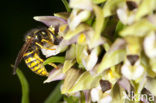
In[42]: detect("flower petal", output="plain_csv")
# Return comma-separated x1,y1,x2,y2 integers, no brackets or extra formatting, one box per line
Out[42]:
103,0,125,17
150,59,156,73
148,15,156,26
97,39,126,74
70,0,93,10
117,7,135,25
68,9,90,30
144,31,156,58
121,59,144,80
76,44,87,65
93,5,104,40
69,71,102,93
92,0,106,4
83,90,91,103
120,19,156,37
54,12,70,20
82,47,100,71
64,24,90,40
118,77,131,94
91,86,101,102
66,44,76,60
145,77,156,96
63,60,76,73
41,45,59,58
44,67,65,83
125,36,141,55
61,68,82,94
135,0,156,21
33,16,67,27
111,83,125,103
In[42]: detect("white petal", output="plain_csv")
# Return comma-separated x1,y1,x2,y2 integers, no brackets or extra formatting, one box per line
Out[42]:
117,7,135,25
33,16,66,27
117,8,127,25
82,47,99,71
41,45,58,58
99,95,112,103
144,31,156,58
86,30,104,49
70,0,93,10
91,87,100,102
133,65,144,80
121,60,144,80
68,9,90,30
44,68,65,83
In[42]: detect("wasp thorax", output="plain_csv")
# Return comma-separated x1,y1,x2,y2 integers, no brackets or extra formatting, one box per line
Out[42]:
35,29,55,44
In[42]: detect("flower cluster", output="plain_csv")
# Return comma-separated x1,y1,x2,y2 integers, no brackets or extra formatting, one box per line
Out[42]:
34,0,156,102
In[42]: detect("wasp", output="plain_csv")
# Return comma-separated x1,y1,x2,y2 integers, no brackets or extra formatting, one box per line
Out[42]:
13,28,59,76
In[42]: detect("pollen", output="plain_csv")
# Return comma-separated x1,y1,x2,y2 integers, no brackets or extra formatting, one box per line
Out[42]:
108,69,114,79
78,33,86,44
59,24,67,33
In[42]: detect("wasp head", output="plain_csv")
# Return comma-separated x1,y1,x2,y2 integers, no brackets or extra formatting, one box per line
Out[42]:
25,28,57,45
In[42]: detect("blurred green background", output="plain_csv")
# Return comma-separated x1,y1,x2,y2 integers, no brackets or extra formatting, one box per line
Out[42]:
0,0,65,103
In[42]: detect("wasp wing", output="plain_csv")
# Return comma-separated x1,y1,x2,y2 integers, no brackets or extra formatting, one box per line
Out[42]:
13,38,33,75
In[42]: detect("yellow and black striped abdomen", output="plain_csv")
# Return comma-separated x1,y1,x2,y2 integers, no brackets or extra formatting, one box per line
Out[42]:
23,51,49,76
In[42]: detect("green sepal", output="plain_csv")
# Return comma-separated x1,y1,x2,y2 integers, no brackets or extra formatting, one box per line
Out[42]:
43,56,65,65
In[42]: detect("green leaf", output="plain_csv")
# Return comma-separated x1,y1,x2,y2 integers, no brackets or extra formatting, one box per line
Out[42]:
69,71,102,93
43,56,65,65
103,0,125,17
44,81,63,103
92,0,106,4
62,0,71,12
16,68,29,103
135,0,156,21
120,19,156,37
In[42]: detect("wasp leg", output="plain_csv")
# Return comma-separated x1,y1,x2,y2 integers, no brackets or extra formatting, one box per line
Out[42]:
34,43,58,69
34,53,44,62
35,42,56,50
41,39,54,46
48,63,58,69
